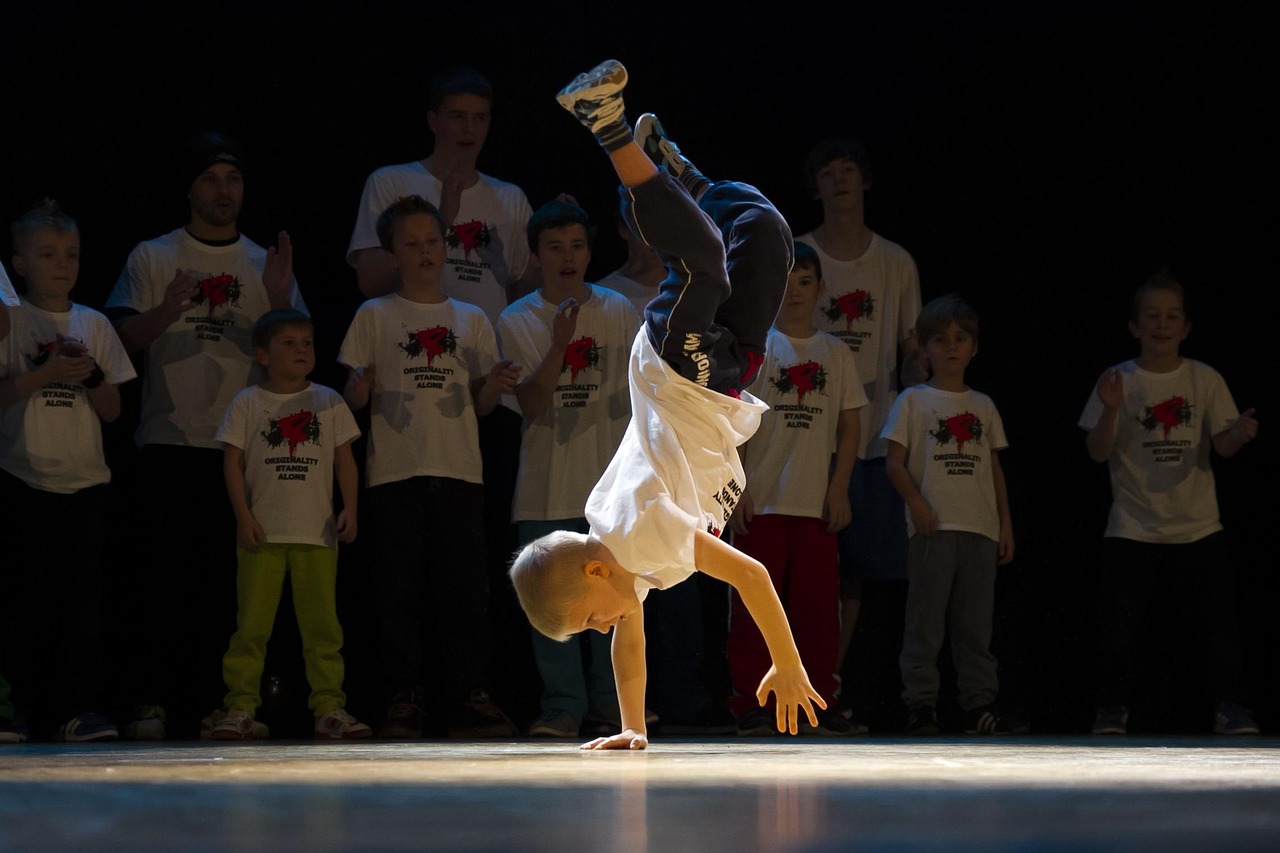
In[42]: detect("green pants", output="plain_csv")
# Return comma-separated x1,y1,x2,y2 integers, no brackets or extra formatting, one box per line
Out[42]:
222,544,346,716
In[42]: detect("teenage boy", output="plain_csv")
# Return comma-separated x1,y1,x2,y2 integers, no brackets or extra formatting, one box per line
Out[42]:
206,309,370,741
1081,271,1259,736
340,195,520,739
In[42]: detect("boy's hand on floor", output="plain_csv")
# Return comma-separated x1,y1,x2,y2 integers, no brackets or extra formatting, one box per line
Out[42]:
580,729,648,751
757,663,825,735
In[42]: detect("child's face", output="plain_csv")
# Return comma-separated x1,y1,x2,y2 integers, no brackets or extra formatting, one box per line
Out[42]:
1129,289,1189,358
391,213,446,286
566,563,640,636
924,321,978,380
427,93,491,167
12,228,80,301
813,157,869,210
188,163,244,229
256,323,315,382
531,224,591,290
781,264,823,317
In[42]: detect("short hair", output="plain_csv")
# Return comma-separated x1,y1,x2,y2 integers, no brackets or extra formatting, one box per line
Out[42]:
1131,268,1188,321
915,294,980,345
508,530,592,642
804,137,873,196
375,195,446,252
252,308,312,350
428,66,493,112
791,241,823,281
526,199,595,254
11,198,77,252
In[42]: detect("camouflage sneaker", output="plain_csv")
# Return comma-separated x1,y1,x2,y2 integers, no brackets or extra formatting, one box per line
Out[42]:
556,60,630,148
634,113,693,178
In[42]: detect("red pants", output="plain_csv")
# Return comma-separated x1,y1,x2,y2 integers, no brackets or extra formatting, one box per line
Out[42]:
728,514,839,714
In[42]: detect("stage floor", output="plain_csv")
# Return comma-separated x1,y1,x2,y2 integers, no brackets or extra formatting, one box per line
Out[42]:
3,737,1279,851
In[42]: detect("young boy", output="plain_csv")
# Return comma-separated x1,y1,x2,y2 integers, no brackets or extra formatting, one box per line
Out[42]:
0,200,136,741
510,60,823,750
882,295,1021,735
729,242,867,737
206,308,370,740
1080,271,1259,736
340,195,521,739
498,200,641,737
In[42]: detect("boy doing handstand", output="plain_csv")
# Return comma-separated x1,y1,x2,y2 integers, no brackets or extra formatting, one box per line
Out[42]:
510,60,823,749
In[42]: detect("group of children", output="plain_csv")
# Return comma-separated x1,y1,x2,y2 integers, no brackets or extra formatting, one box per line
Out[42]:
0,60,1260,746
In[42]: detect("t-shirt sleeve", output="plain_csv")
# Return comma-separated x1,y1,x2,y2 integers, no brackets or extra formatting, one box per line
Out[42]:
469,314,500,379
1203,367,1240,437
337,304,372,369
331,395,362,446
104,244,153,313
346,172,394,266
836,344,869,411
897,255,922,345
215,392,250,449
506,190,534,283
881,389,913,448
91,314,137,386
987,399,1010,451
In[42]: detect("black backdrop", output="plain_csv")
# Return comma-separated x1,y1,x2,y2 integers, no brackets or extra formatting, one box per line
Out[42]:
3,3,1274,733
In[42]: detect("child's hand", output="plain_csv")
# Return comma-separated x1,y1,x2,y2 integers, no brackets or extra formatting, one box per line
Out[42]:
729,491,754,536
580,729,648,751
998,520,1015,565
1095,367,1123,410
351,364,376,394
438,155,468,226
262,231,294,305
823,482,852,533
1227,407,1258,446
159,270,199,322
39,340,95,385
756,662,825,735
552,297,581,350
485,359,521,395
336,505,357,544
236,513,266,551
906,495,939,535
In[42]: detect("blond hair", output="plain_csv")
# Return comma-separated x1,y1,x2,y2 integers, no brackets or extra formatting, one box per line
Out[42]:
508,530,592,642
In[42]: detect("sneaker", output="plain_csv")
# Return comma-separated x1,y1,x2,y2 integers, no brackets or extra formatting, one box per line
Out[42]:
581,705,661,736
736,707,779,737
0,715,28,744
833,702,871,735
528,709,580,738
799,707,860,737
1091,706,1129,736
378,693,426,739
963,705,1029,735
634,113,695,178
204,708,268,741
906,705,940,736
448,690,516,739
555,59,628,135
1214,702,1260,735
123,704,166,741
55,712,119,742
314,708,373,740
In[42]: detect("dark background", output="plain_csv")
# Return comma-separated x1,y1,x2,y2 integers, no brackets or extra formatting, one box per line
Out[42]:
3,3,1274,733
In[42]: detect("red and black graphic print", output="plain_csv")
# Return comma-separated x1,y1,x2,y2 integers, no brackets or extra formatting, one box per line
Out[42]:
189,273,242,310
261,409,321,458
398,326,457,367
26,333,87,369
447,220,492,259
1138,395,1193,439
824,289,875,331
562,336,600,384
930,411,983,454
769,360,827,405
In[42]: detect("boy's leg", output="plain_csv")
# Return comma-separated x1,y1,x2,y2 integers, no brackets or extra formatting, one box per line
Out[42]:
287,544,346,717
367,478,430,705
1094,537,1155,709
899,533,958,709
782,516,841,707
222,544,288,712
946,533,1000,712
1177,533,1245,705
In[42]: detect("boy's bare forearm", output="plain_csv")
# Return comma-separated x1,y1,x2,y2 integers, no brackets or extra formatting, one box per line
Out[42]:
610,614,648,733
1086,407,1119,462
694,529,800,668
222,446,253,520
514,344,567,420
884,442,923,504
335,441,359,512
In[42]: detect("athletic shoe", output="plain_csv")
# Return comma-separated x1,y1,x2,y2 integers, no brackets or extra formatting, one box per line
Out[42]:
581,705,661,736
634,113,694,178
447,690,516,738
55,712,119,742
528,709,580,738
736,707,779,737
123,704,166,741
906,705,940,736
1214,702,1260,735
963,705,1029,735
1091,706,1129,736
314,708,372,740
205,708,268,741
379,693,426,739
556,60,629,140
0,715,28,744
799,708,860,737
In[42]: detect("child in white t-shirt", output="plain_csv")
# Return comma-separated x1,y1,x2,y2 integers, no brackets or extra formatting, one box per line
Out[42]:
206,309,370,741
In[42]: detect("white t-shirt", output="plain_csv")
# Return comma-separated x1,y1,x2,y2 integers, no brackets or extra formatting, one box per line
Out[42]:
798,232,920,460
338,294,498,487
586,331,767,599
1079,358,1236,544
0,301,136,493
596,270,656,318
346,162,532,327
0,264,17,306
743,328,868,518
881,384,1009,542
498,286,639,522
105,229,307,450
216,383,360,549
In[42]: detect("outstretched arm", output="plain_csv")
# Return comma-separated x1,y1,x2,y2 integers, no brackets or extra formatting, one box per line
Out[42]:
694,528,823,733
1212,407,1258,458
580,613,649,751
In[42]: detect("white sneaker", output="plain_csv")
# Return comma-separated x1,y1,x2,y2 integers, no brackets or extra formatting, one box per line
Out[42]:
556,60,629,134
315,708,373,740
203,708,268,741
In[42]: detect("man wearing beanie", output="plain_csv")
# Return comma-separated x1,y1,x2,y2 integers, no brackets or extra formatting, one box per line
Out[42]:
105,131,307,739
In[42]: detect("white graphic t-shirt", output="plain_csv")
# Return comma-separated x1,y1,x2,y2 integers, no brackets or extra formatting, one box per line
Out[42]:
596,270,656,318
